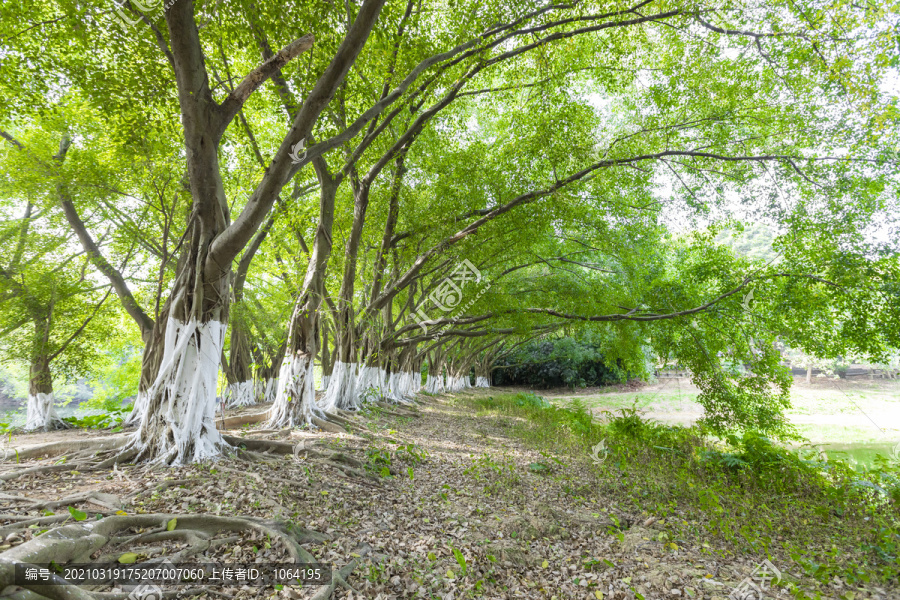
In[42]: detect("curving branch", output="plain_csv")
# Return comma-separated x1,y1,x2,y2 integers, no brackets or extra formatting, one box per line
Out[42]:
216,33,315,136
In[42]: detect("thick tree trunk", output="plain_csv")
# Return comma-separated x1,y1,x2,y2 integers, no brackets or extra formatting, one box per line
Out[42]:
423,349,446,394
224,215,274,408
130,177,232,464
355,338,385,403
132,306,229,464
321,308,360,411
267,317,325,427
24,351,66,432
223,322,255,408
254,343,284,403
319,321,332,391
268,165,338,427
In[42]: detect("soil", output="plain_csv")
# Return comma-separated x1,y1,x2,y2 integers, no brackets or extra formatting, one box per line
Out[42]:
0,390,893,600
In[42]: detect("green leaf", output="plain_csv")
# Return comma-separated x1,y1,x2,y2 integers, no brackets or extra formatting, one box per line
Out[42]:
118,552,139,564
452,547,467,575
167,518,177,531
67,506,87,521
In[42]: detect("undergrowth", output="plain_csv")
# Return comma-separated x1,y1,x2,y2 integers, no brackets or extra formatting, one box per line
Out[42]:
465,392,900,595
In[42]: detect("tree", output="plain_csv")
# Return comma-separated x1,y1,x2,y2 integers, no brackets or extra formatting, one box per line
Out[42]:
2,0,898,458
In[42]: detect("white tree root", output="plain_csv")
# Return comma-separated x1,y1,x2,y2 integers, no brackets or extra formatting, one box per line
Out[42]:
223,380,256,408
24,393,68,433
130,317,228,465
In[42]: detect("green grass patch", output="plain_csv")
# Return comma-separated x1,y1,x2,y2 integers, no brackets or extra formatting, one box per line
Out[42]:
463,392,900,592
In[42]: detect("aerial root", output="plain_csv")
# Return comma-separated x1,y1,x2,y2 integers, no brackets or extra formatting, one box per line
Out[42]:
0,513,328,599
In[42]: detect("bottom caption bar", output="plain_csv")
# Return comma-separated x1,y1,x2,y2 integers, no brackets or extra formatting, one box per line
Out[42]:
16,563,332,586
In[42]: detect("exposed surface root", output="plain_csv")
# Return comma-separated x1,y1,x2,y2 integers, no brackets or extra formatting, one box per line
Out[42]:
220,434,294,455
0,436,127,462
309,551,367,600
215,409,271,429
372,401,421,418
311,416,347,434
0,464,73,482
322,411,356,428
0,512,329,599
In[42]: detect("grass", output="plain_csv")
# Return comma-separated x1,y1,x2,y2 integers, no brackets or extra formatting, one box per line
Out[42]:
459,391,900,598
545,379,900,445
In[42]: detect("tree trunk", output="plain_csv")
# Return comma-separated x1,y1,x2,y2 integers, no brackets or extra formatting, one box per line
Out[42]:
322,175,373,410
321,307,360,411
224,215,275,408
24,320,66,432
224,320,255,407
806,363,812,384
131,252,230,464
268,165,338,427
425,349,446,394
130,172,231,464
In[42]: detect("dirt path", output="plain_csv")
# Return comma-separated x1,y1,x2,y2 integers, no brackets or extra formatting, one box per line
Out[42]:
0,391,889,599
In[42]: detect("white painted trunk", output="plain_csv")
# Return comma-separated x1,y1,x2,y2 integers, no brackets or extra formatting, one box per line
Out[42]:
384,371,402,401
399,371,418,397
475,376,490,388
262,378,278,403
320,361,360,412
123,389,149,427
224,380,255,408
425,373,445,394
24,392,65,431
133,317,227,465
411,371,422,393
447,374,471,393
356,365,385,402
267,354,324,428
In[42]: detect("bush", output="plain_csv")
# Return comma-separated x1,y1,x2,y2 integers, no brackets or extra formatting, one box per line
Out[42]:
492,336,629,388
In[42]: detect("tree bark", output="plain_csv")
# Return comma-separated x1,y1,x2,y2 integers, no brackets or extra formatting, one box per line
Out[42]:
267,165,339,427
24,317,66,432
